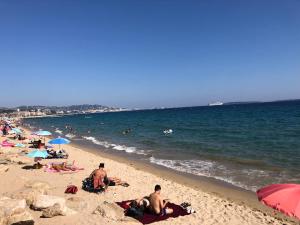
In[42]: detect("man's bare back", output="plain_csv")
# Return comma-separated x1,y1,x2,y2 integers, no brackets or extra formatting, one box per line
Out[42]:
148,185,173,215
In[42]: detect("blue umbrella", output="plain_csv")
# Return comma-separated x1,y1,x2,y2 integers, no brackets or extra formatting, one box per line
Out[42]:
48,137,70,145
48,137,70,150
27,149,49,158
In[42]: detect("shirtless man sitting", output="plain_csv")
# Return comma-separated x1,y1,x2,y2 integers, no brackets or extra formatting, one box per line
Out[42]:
90,163,108,191
149,184,173,215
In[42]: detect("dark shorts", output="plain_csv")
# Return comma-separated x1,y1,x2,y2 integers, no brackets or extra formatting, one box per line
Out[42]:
104,177,116,186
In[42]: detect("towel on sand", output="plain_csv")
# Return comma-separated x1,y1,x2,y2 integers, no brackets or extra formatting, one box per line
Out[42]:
117,200,189,224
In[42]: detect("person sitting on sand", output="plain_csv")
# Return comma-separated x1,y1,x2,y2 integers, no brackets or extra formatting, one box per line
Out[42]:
90,163,108,191
90,163,129,191
148,184,173,215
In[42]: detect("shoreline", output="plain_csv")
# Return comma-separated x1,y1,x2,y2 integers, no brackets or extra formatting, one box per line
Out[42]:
70,140,296,223
22,124,297,224
8,124,296,224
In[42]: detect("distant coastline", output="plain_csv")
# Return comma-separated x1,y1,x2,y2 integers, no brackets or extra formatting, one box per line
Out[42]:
1,99,300,118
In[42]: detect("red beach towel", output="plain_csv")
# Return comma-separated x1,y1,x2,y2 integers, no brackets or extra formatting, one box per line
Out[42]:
116,200,189,224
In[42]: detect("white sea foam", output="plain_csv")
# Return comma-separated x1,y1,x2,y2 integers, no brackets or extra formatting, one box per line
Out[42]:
82,136,145,154
113,145,136,153
65,133,76,139
55,129,63,134
148,157,268,191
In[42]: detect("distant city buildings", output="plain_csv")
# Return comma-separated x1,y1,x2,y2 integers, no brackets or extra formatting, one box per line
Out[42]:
0,105,128,118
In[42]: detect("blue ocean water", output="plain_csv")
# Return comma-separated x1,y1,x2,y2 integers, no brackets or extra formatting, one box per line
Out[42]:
24,101,300,191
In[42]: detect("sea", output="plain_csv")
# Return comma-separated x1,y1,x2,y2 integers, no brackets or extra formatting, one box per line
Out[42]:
23,100,300,192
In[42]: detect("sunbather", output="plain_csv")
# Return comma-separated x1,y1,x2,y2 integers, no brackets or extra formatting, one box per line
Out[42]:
149,184,173,216
49,160,76,172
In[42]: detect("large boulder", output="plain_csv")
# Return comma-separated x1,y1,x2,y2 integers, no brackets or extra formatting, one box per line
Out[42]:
9,181,51,207
31,195,65,211
10,188,47,206
0,197,34,225
92,202,124,221
41,203,76,218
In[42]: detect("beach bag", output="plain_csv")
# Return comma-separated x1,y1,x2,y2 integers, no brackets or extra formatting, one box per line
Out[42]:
65,185,78,194
82,177,93,191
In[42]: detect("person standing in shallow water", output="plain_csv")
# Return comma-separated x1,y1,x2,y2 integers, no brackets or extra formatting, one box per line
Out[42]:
149,184,173,215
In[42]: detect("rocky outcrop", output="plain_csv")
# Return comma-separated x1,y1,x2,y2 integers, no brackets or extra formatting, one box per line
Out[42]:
0,197,34,225
41,203,76,218
31,194,76,218
92,202,124,221
31,195,65,210
10,188,46,206
9,181,51,206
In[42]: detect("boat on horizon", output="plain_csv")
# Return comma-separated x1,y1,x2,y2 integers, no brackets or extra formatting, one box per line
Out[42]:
208,101,223,106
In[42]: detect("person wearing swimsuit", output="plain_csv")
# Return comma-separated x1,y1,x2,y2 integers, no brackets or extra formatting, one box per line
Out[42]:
90,163,108,191
149,185,173,216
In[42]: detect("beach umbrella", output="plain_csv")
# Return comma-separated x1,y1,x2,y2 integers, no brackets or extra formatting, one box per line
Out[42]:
257,184,300,220
33,130,52,143
27,149,49,158
48,137,70,150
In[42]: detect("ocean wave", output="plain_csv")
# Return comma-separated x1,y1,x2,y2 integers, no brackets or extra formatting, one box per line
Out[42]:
55,129,63,134
82,136,145,154
112,145,137,153
148,157,268,191
65,133,76,139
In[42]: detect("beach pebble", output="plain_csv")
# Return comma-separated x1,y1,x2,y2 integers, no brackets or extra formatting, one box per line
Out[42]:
0,197,34,225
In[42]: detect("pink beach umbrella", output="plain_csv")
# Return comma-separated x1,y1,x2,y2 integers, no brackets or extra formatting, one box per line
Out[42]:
257,184,300,220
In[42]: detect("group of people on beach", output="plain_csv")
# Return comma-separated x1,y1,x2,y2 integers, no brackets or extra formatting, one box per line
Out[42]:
90,163,173,216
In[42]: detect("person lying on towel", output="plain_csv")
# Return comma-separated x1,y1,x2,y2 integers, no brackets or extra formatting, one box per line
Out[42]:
50,161,76,171
149,184,173,216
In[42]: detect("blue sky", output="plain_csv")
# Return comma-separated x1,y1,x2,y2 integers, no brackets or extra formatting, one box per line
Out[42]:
0,0,299,108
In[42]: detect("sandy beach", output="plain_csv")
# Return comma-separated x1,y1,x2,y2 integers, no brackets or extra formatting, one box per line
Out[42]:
0,126,297,225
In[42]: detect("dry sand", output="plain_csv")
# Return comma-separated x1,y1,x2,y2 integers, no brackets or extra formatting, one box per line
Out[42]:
0,128,297,225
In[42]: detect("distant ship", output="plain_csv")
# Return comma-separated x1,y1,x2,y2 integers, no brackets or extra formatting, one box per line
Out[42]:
208,101,223,106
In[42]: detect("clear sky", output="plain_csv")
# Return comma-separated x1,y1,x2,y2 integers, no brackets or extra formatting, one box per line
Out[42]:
0,0,299,108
